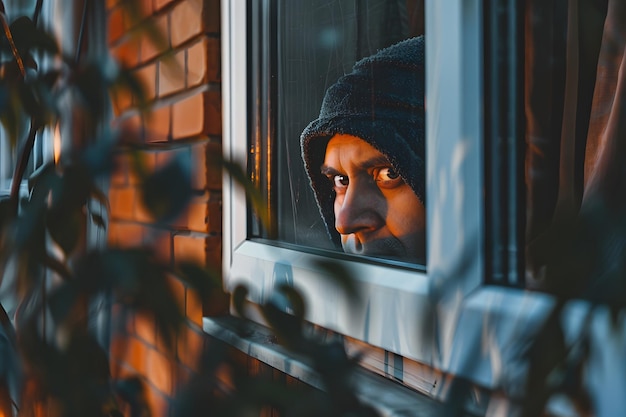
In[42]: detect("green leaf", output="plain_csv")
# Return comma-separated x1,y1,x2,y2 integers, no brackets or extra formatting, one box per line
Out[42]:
9,16,58,55
90,212,107,229
0,88,25,147
113,68,149,114
275,284,305,320
42,252,72,280
47,282,79,322
80,137,116,178
0,195,16,231
74,63,109,120
47,207,83,256
177,262,221,296
140,153,192,223
27,160,55,193
115,377,150,417
232,284,249,318
312,259,360,302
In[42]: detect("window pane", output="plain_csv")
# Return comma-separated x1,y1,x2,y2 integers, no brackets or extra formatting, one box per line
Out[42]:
250,0,426,265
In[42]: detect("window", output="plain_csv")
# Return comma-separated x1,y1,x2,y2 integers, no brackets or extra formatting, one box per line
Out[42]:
223,0,594,394
0,128,55,195
223,0,485,366
248,0,426,265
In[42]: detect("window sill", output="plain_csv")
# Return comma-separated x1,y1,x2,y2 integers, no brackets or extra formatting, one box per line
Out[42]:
203,315,474,417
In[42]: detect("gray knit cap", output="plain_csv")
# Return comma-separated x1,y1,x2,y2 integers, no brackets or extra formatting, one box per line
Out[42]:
300,36,425,246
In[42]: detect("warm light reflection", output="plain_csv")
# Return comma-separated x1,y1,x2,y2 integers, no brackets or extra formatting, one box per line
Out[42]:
53,124,61,164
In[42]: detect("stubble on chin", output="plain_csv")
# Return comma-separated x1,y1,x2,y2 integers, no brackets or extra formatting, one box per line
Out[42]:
341,235,407,259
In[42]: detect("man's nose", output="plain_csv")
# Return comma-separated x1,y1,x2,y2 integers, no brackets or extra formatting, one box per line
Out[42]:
335,183,383,235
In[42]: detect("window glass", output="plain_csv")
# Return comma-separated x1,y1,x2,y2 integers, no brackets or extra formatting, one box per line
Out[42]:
250,0,426,265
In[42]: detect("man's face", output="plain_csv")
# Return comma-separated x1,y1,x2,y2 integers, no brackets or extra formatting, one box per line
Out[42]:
321,134,425,263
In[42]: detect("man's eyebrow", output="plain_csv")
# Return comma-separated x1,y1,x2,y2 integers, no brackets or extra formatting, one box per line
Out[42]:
321,155,393,175
358,155,392,169
320,165,340,176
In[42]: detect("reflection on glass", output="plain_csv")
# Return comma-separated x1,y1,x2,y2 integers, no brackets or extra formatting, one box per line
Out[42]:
274,0,425,265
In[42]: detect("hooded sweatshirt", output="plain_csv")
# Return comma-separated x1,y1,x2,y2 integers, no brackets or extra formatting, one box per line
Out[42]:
300,36,425,247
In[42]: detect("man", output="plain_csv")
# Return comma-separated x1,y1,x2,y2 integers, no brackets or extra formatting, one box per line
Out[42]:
300,36,426,263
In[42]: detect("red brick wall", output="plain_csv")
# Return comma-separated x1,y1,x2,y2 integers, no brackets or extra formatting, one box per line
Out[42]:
106,0,222,415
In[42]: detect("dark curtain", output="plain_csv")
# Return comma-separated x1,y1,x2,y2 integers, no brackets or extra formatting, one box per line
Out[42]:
525,0,626,288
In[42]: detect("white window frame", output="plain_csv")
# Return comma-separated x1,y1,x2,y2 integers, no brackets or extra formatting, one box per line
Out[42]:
221,0,556,394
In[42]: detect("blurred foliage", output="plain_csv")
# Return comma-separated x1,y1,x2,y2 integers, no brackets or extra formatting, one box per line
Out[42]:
0,1,379,417
516,193,626,417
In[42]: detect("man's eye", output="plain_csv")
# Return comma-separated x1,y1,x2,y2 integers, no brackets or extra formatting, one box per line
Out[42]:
332,175,349,191
375,167,402,188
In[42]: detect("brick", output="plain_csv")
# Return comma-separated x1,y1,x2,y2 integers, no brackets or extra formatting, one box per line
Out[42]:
146,348,173,394
111,154,130,187
135,63,158,101
155,322,177,354
135,313,157,346
155,0,174,11
175,364,193,389
109,221,143,248
150,230,173,264
177,324,204,368
106,0,120,11
171,93,204,138
215,362,234,391
108,7,126,45
140,0,154,17
204,90,222,135
184,198,208,233
140,15,169,63
111,303,134,334
116,113,144,142
204,142,222,190
109,186,136,220
171,0,203,47
158,50,185,96
114,363,138,381
166,274,186,313
186,38,213,87
203,0,221,34
127,337,149,375
190,143,208,190
171,91,221,139
205,236,221,269
207,200,221,234
144,105,171,142
185,286,203,327
186,40,206,87
111,87,133,115
110,334,128,362
112,38,140,68
107,222,117,245
144,385,170,417
134,192,153,223
173,234,206,265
